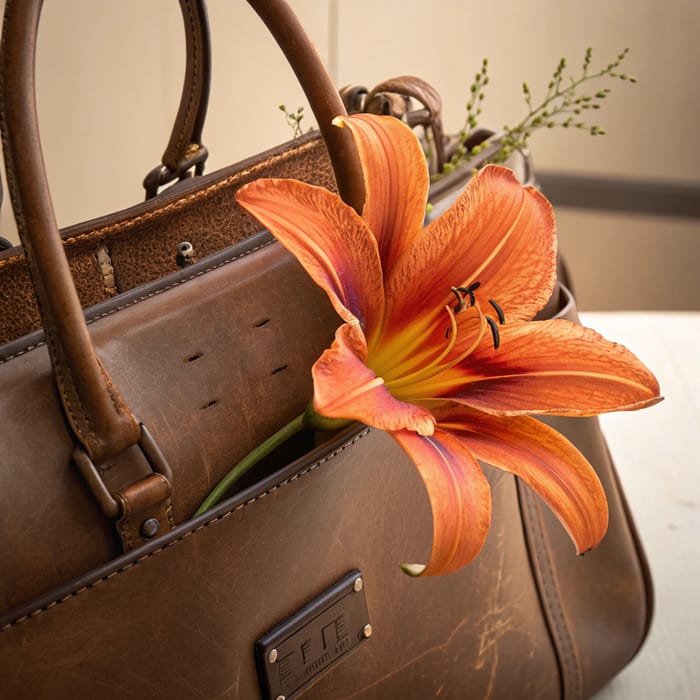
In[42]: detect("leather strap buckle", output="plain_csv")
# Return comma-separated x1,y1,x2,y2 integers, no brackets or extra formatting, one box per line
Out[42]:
73,423,173,519
143,143,209,199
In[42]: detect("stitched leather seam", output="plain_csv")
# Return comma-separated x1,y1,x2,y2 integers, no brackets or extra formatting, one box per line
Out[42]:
95,245,117,295
525,494,575,696
0,427,372,632
0,239,275,363
165,494,175,531
14,242,98,452
0,141,321,269
0,141,319,270
175,0,198,159
523,490,582,699
64,141,318,247
52,347,95,451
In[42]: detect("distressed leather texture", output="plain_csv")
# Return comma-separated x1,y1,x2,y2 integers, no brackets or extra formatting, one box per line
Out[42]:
0,1,652,697
0,195,653,699
0,134,336,345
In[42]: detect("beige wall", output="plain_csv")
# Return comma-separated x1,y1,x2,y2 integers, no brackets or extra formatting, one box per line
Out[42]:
1,0,698,309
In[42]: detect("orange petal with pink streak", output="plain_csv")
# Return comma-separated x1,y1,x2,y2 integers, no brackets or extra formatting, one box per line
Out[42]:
392,427,491,576
435,405,608,553
443,319,662,416
385,165,556,334
312,322,436,436
236,178,385,337
336,114,429,276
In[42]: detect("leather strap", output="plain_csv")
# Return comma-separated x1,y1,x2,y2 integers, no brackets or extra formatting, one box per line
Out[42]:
366,76,446,173
519,484,583,699
247,0,364,212
0,0,363,531
144,0,212,198
163,0,210,174
342,76,446,174
0,0,141,462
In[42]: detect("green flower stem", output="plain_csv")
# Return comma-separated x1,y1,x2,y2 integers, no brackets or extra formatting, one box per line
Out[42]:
194,412,307,516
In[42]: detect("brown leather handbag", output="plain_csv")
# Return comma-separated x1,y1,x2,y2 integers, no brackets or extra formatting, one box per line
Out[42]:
0,1,652,698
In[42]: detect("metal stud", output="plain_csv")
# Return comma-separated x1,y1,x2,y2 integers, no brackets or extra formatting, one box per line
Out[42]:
175,241,195,266
140,518,160,539
362,624,373,639
353,577,364,593
267,648,278,664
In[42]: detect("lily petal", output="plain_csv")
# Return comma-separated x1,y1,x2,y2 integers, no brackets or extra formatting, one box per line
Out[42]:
434,405,608,553
236,179,385,335
336,114,429,275
312,322,436,435
392,428,491,576
384,165,556,333
444,319,662,415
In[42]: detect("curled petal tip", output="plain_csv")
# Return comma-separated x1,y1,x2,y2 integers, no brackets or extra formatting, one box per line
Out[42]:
416,416,436,437
400,563,426,577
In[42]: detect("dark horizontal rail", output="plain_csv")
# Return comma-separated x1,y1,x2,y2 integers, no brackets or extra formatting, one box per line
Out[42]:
537,172,700,220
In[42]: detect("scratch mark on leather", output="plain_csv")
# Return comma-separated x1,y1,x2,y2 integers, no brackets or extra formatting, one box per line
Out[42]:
1,427,372,632
341,610,478,698
212,668,241,700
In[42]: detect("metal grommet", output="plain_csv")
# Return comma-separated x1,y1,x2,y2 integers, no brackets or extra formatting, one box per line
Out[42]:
176,241,195,266
140,518,160,539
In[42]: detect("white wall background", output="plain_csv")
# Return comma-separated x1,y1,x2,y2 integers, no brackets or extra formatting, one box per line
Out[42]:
1,0,698,308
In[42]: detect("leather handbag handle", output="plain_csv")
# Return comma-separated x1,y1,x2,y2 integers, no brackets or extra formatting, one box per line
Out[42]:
0,0,363,522
144,0,212,199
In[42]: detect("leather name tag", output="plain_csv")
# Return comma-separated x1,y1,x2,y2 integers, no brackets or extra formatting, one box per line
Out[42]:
255,569,372,699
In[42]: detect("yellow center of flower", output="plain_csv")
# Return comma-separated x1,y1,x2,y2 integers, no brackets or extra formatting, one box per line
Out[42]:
369,283,505,403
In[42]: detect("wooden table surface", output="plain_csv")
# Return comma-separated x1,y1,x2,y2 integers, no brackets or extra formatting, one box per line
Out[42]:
581,312,700,700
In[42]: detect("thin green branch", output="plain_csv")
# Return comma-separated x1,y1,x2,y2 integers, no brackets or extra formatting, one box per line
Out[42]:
442,47,637,174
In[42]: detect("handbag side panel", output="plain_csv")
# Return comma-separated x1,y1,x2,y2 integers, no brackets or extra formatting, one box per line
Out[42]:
519,290,653,699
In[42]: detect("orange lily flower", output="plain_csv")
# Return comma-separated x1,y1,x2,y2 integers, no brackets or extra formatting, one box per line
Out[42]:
236,114,661,576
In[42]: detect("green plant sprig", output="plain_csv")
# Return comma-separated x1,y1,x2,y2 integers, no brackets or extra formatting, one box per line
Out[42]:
445,47,637,173
279,104,305,138
445,58,490,170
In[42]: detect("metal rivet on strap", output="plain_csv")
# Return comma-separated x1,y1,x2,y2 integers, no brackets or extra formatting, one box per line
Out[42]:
140,518,160,539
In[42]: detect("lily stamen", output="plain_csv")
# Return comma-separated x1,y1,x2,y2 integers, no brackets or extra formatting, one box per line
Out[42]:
486,316,501,349
387,305,488,393
489,299,506,324
450,286,468,313
451,282,481,313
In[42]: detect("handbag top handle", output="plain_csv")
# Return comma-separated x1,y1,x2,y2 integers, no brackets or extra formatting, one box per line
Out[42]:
147,0,212,197
0,0,364,528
